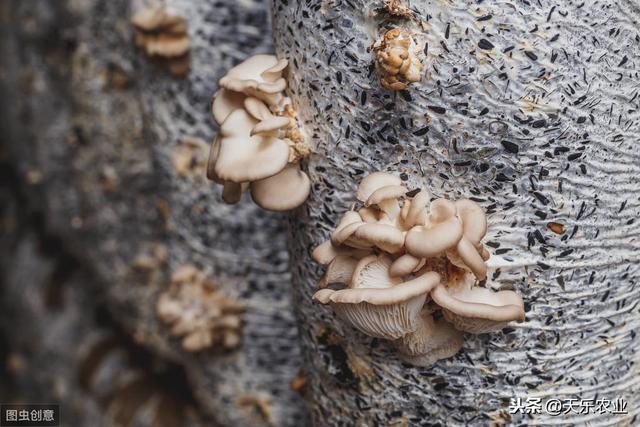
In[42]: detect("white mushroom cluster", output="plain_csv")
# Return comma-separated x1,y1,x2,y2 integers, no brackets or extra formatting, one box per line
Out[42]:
208,54,311,211
312,172,525,366
131,6,191,76
156,265,244,352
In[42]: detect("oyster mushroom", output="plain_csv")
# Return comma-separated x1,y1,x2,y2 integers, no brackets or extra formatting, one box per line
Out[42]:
131,6,191,76
365,184,407,221
218,55,288,106
389,253,425,277
353,223,405,253
213,108,290,183
404,189,430,228
356,172,403,203
405,198,463,258
311,240,365,265
313,256,441,339
394,308,464,367
331,211,373,250
243,97,292,136
156,265,245,352
208,54,311,211
249,164,311,211
430,283,525,334
446,199,489,280
211,89,247,125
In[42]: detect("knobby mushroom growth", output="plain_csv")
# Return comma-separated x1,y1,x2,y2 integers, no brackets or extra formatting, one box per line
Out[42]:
312,172,525,366
372,28,424,90
156,265,245,352
131,5,191,76
207,54,311,211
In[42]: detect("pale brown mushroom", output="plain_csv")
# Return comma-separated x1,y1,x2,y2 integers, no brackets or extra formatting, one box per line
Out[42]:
131,6,191,76
331,212,372,250
445,199,489,279
404,189,430,227
218,55,288,105
353,223,405,253
243,97,292,136
389,253,425,277
213,108,290,183
312,240,370,265
365,184,407,220
356,172,403,203
372,28,423,90
249,164,311,211
455,199,487,245
211,89,246,125
405,216,464,258
430,284,525,334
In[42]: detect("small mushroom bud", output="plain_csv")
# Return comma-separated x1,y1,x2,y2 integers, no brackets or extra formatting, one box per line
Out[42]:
373,28,424,90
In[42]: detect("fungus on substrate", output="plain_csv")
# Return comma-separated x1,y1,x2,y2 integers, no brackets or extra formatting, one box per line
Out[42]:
208,54,311,211
311,172,525,366
372,28,424,90
382,0,415,18
131,5,191,76
156,265,245,352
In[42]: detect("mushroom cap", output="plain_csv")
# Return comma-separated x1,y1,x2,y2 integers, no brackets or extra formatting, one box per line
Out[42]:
431,284,525,334
429,198,457,224
389,253,424,277
353,223,405,253
455,199,487,244
317,255,359,288
331,216,373,250
365,185,407,207
405,189,430,227
356,172,402,202
249,164,310,211
140,33,190,58
214,108,290,182
358,207,383,223
394,310,464,367
218,54,288,103
312,240,339,265
366,184,406,221
405,216,464,258
453,237,487,280
311,240,369,265
243,97,292,135
312,271,441,339
131,6,171,31
212,89,246,125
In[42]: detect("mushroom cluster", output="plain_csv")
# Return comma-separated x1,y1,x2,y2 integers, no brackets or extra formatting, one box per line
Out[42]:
156,265,244,352
372,28,423,90
312,172,525,366
208,54,311,211
131,5,191,76
382,0,414,18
